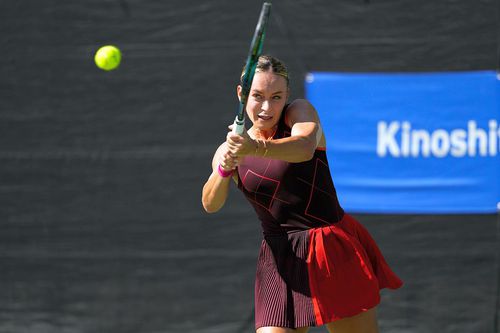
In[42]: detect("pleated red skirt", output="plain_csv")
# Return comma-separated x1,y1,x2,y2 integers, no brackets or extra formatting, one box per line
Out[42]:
254,214,402,329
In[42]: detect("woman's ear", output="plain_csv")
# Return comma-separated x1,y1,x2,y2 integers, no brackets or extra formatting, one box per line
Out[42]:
237,85,243,102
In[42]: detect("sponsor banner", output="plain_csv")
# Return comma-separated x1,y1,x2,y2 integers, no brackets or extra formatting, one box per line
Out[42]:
306,71,500,213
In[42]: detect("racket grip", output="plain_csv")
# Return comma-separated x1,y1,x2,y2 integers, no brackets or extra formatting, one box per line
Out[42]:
232,115,245,135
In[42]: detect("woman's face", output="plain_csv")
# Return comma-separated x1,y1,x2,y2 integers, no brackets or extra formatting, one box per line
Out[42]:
238,71,288,132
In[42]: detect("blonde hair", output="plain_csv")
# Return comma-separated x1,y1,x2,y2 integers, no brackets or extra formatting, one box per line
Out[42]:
241,55,289,86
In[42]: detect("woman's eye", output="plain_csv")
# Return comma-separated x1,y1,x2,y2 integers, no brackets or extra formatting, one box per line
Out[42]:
253,94,262,100
272,95,281,100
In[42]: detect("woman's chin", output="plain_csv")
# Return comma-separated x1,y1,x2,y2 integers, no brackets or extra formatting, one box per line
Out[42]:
254,120,277,130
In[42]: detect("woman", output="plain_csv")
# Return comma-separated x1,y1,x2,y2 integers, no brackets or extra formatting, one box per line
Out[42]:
202,55,402,333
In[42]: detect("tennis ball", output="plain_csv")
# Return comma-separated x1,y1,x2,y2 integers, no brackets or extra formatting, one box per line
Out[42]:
94,45,121,71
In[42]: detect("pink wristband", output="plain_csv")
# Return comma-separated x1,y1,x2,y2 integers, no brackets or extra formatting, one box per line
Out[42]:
218,164,233,178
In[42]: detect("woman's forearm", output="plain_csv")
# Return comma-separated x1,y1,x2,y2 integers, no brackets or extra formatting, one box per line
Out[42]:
254,135,316,163
202,171,232,213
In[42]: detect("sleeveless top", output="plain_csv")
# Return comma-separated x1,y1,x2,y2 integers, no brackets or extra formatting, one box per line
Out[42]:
236,106,345,236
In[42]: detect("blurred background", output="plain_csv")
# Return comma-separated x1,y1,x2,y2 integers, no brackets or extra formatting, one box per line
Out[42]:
0,0,499,332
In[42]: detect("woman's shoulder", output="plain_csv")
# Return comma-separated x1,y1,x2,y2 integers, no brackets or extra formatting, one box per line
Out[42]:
284,99,312,115
288,98,313,108
283,99,319,127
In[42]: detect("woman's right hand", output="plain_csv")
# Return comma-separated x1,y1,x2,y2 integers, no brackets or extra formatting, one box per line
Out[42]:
218,144,239,171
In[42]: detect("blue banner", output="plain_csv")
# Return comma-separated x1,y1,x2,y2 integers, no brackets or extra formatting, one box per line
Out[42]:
305,71,500,213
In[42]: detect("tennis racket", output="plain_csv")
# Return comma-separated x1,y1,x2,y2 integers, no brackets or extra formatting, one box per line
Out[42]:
233,2,272,135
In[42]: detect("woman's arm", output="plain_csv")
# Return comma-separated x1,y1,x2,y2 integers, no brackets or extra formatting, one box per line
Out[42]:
227,99,323,163
201,143,238,213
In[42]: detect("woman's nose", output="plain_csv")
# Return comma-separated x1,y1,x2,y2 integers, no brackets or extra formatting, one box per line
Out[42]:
262,100,270,111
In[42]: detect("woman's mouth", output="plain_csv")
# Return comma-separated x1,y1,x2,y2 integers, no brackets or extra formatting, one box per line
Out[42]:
258,115,273,121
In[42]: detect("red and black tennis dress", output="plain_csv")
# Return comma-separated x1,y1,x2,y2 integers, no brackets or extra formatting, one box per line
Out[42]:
236,108,402,329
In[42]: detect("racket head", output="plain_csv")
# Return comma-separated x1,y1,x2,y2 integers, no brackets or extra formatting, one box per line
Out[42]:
238,2,272,117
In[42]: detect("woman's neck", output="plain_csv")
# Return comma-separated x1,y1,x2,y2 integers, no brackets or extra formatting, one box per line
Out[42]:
252,125,278,141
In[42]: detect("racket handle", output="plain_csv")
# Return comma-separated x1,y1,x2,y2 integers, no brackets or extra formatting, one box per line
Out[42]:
233,115,245,135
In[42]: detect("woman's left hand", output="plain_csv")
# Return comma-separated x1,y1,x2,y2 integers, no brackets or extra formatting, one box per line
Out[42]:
226,124,256,157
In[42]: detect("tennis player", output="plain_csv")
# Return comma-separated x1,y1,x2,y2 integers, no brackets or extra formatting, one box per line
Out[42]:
202,55,402,333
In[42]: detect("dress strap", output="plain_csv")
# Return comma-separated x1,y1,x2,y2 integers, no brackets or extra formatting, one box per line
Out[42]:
275,103,291,139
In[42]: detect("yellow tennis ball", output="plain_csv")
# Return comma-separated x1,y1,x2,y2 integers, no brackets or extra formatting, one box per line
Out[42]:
94,45,121,71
